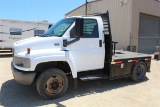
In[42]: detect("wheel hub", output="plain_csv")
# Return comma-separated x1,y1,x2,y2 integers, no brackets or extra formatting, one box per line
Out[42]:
46,76,63,94
52,82,59,90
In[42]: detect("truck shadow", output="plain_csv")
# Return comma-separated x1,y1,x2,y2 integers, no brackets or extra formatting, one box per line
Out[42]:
0,77,149,107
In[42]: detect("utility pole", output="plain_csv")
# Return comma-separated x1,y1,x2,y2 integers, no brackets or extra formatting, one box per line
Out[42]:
85,0,88,15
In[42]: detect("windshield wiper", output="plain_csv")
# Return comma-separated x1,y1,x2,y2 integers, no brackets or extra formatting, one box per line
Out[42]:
40,34,61,37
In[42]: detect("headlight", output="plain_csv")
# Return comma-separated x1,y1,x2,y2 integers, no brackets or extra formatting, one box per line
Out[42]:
14,57,31,68
23,58,31,68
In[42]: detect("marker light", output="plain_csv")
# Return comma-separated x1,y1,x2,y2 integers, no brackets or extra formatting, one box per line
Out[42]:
26,48,30,54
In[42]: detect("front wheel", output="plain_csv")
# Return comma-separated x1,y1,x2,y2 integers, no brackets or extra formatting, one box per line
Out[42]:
130,61,147,82
36,68,68,100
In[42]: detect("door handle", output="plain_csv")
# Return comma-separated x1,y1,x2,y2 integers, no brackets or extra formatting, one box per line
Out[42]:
99,40,102,47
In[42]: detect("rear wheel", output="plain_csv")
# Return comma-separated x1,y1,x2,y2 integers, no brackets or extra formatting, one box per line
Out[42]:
36,68,68,100
130,61,147,82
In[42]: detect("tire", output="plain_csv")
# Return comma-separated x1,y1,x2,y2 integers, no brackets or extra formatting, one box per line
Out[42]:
36,68,68,100
130,61,147,82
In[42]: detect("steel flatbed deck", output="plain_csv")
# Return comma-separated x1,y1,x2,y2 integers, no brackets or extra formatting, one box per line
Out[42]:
112,50,151,61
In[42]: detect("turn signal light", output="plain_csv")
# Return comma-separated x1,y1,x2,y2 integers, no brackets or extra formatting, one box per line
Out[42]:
26,48,30,54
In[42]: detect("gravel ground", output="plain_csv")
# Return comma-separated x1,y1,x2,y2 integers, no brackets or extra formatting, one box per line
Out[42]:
0,52,160,107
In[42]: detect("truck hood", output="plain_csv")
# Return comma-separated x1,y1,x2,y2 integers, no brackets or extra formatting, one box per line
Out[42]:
13,37,63,54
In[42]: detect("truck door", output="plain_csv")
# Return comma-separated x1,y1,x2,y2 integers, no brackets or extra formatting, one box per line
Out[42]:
70,18,105,72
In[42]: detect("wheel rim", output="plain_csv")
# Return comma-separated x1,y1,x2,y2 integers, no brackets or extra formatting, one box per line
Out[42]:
45,75,63,94
136,65,145,80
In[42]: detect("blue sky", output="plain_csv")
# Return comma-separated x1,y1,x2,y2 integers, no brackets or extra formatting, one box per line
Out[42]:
0,0,92,23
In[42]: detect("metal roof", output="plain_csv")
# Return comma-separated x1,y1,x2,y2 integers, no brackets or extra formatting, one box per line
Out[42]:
65,0,102,15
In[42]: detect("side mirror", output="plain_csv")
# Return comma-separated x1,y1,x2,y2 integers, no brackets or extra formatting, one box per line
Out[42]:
75,18,83,38
48,24,53,29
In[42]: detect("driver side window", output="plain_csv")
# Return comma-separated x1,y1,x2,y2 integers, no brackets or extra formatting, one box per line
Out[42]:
70,19,99,38
83,19,99,38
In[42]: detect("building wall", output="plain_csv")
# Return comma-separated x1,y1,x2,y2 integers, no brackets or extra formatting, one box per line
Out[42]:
131,0,160,50
87,0,107,15
65,0,107,16
106,0,132,50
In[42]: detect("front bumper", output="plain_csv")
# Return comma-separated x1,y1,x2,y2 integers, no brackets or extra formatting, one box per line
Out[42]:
11,62,36,85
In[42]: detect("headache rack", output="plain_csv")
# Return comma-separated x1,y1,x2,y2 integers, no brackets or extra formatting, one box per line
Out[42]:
94,11,118,61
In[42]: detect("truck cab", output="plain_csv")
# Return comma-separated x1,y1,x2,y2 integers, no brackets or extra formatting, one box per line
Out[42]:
11,12,151,100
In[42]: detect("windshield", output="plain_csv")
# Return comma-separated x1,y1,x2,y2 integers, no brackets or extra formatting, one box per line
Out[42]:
42,18,75,37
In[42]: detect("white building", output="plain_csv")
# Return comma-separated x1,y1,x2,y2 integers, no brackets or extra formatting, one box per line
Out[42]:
0,19,51,49
66,0,160,54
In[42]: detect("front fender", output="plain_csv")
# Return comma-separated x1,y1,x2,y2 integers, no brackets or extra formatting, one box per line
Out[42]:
65,51,77,78
30,49,78,78
30,49,66,71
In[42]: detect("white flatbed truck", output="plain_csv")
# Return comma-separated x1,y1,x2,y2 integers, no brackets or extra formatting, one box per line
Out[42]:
11,12,151,100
